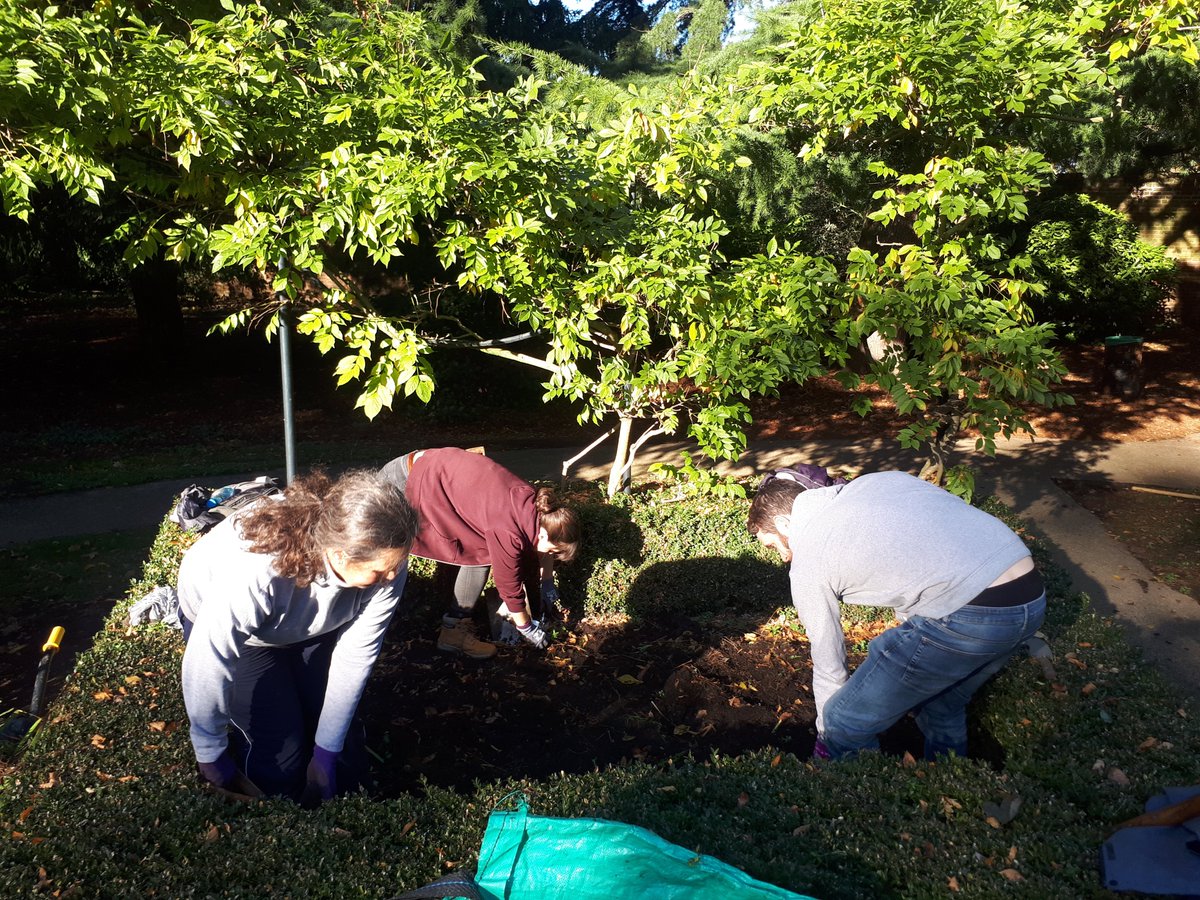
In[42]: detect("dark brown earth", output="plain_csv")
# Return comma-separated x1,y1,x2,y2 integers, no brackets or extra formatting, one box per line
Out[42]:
1,297,1197,790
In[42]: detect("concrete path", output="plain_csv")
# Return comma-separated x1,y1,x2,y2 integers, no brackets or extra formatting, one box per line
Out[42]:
2,432,1198,699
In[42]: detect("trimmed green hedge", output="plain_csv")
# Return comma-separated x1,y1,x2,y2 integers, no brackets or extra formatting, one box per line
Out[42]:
1,490,1198,898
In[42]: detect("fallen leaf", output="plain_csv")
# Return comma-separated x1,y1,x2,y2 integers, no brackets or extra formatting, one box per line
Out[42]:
147,721,178,735
90,734,107,749
901,751,917,768
1137,737,1159,752
204,824,220,842
737,791,750,808
1008,846,1018,863
985,816,1002,829
400,821,416,836
93,691,113,702
999,868,1023,882
793,824,811,836
18,806,33,824
1108,767,1130,786
1081,682,1097,695
947,876,960,892
124,675,142,686
771,754,782,767
38,772,57,790
616,674,642,686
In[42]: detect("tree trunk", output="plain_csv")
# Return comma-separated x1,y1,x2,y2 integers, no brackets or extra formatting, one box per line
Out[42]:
607,414,633,499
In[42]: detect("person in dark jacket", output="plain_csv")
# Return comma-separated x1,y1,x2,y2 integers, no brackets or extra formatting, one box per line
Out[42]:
379,448,581,658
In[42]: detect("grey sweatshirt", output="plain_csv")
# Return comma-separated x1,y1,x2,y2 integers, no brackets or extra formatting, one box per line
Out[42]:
784,471,1032,730
178,513,404,763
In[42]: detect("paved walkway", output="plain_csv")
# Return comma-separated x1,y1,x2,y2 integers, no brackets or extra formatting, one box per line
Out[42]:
2,433,1198,700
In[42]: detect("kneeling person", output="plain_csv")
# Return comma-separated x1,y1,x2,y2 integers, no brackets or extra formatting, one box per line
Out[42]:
748,469,1045,760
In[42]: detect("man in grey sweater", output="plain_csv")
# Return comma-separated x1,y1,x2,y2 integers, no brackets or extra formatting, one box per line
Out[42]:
748,469,1046,760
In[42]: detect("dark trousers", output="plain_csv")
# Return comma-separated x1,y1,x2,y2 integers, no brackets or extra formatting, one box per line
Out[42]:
182,619,368,799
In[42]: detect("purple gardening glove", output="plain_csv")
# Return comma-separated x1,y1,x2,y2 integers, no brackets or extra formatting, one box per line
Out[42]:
517,620,550,650
197,751,238,789
300,744,339,808
812,738,833,761
198,751,263,799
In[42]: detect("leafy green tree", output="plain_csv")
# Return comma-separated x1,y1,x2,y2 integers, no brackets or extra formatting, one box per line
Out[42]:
724,0,1196,480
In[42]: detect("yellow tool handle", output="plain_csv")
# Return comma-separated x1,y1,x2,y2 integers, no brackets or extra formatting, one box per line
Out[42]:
42,626,65,654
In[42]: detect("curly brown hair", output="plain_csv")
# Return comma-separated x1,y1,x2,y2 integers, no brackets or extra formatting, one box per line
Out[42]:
238,470,418,587
534,486,581,563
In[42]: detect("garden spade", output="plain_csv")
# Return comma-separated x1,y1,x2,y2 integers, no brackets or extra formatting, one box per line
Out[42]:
0,626,66,754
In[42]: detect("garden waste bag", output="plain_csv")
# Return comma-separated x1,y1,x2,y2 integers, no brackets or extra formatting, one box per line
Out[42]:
394,800,814,900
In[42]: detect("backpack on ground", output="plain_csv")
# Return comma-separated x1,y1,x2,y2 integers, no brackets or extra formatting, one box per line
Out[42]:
170,476,282,534
755,462,848,497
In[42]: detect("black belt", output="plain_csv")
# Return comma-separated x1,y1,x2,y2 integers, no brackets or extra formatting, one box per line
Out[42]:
967,568,1044,608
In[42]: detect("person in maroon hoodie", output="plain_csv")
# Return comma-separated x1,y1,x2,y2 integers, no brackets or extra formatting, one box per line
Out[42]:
379,448,581,658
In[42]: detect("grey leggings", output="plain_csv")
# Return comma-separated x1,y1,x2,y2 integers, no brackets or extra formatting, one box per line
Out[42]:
381,453,490,617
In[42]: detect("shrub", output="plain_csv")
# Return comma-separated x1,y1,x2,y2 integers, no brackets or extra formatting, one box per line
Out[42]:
2,488,1198,898
1022,194,1176,342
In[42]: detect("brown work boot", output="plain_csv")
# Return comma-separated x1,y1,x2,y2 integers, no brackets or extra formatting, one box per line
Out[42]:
436,617,497,659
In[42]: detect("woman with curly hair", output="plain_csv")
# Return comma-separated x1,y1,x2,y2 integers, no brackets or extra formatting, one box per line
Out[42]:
379,448,581,658
178,470,418,805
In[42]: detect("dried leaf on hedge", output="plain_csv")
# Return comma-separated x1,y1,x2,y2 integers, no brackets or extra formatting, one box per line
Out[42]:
1000,868,1023,882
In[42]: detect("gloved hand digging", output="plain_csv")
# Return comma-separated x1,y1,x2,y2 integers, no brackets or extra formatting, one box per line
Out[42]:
197,750,264,799
539,581,562,621
301,744,339,808
517,619,550,650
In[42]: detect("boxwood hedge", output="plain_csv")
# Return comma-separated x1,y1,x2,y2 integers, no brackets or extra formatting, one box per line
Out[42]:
1,489,1197,898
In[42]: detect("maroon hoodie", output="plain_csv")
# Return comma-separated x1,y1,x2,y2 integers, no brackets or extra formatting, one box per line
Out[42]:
405,448,540,613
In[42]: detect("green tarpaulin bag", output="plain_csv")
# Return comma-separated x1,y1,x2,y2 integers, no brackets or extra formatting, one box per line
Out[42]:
394,799,815,900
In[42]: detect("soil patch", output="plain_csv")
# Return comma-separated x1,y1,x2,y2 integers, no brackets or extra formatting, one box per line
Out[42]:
359,607,917,796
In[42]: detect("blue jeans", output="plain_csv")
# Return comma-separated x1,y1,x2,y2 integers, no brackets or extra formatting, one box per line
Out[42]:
821,594,1046,760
